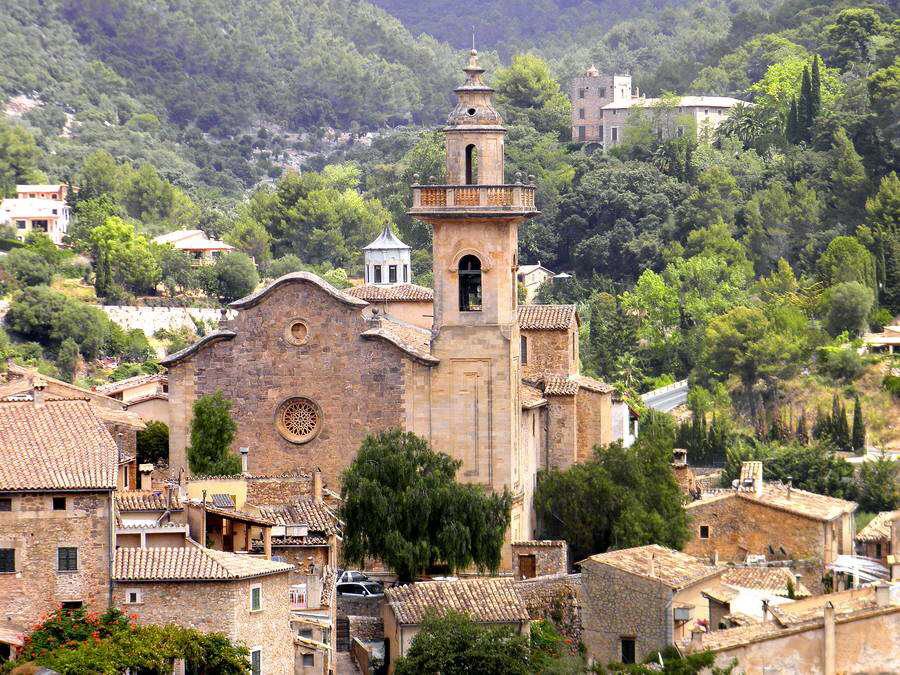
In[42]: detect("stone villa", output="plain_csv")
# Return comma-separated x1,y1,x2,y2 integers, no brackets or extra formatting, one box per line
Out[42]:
162,50,616,561
569,67,745,147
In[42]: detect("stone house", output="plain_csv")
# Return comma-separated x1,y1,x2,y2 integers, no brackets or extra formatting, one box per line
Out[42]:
516,262,555,303
291,564,337,675
161,51,615,563
115,489,189,549
382,577,530,673
702,566,811,629
680,582,900,674
94,372,169,425
511,540,568,580
0,399,119,659
113,543,295,674
855,510,898,571
683,462,857,591
578,544,723,666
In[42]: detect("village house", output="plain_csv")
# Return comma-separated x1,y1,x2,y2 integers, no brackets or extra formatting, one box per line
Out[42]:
113,543,295,674
862,323,900,353
291,563,337,675
680,582,900,673
0,183,71,245
115,486,189,549
0,398,119,661
855,510,898,573
511,539,568,580
382,577,530,673
579,544,723,666
152,229,234,264
702,566,811,630
569,67,745,146
161,50,616,564
516,262,555,303
94,372,169,425
683,461,858,592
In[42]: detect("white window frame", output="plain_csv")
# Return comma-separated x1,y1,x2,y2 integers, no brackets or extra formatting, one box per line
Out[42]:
125,588,143,604
250,583,262,612
250,646,262,675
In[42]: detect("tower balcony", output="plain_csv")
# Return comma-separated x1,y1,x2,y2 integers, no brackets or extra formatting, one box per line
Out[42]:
409,182,539,219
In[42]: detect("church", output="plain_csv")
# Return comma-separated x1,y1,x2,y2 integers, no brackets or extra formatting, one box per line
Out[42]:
162,50,615,551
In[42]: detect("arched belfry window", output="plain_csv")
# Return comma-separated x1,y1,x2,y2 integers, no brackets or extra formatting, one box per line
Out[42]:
458,255,482,312
465,144,478,185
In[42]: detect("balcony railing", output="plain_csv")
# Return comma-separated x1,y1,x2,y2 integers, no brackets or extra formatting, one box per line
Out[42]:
410,183,538,216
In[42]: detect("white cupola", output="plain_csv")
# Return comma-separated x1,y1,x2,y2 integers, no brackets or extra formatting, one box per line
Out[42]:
363,226,412,285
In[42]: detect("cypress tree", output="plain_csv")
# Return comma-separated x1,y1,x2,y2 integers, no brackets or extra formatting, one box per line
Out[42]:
786,98,800,144
831,394,851,451
800,66,813,140
810,55,822,121
851,396,866,453
796,410,809,445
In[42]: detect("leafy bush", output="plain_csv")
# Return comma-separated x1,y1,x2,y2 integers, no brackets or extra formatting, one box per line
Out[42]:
201,252,259,303
817,343,864,381
883,374,900,398
137,420,170,466
2,248,52,287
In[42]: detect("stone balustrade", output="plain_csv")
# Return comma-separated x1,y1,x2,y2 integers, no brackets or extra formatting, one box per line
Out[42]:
410,183,538,215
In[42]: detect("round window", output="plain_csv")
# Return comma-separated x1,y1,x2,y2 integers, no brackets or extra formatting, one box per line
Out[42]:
276,397,322,444
284,318,310,346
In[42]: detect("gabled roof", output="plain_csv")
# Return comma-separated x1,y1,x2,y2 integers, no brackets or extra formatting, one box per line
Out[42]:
518,304,577,330
520,382,546,409
721,567,811,598
363,226,410,250
0,400,118,491
687,484,857,522
361,315,438,366
153,229,233,251
856,511,899,542
346,283,433,302
386,577,529,625
159,330,236,367
538,373,615,396
116,491,182,512
94,372,167,396
580,545,720,590
113,543,293,581
253,496,341,534
229,271,367,310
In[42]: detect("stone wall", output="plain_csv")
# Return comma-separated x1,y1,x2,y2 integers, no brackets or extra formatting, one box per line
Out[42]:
576,389,612,462
0,490,112,630
246,473,312,504
545,395,576,471
348,615,383,642
101,306,232,340
167,281,413,488
114,571,294,675
521,328,574,380
580,560,673,666
515,573,582,650
273,545,330,584
511,541,567,579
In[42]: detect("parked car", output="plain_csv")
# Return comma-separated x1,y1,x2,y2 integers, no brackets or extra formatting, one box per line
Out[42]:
336,582,384,598
337,569,370,584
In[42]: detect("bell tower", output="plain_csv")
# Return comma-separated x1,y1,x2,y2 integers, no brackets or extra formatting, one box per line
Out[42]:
409,50,539,550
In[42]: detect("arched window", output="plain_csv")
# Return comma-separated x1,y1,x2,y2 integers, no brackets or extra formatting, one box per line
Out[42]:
465,144,478,185
458,255,482,312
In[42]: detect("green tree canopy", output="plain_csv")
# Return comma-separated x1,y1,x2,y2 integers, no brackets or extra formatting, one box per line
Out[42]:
2,247,52,287
89,216,161,297
0,118,43,197
493,54,571,137
340,429,511,582
202,251,259,303
137,420,170,466
187,391,241,476
816,236,876,289
823,281,874,336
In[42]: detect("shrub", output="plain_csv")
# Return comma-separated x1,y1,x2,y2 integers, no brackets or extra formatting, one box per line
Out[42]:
817,343,864,381
884,374,900,398
2,248,52,286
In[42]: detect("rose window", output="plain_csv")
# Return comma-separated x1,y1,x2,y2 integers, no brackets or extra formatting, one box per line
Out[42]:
276,398,322,444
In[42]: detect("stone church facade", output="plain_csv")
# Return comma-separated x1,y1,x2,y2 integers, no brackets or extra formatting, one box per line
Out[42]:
163,51,614,554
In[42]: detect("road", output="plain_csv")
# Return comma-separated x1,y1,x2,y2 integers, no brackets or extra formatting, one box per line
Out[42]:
640,379,689,412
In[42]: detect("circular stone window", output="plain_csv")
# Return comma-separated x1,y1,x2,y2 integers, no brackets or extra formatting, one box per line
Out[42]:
276,397,322,444
284,318,310,346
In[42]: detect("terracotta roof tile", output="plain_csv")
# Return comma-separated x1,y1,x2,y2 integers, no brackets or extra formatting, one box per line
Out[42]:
540,374,615,396
94,373,167,395
581,545,720,590
346,283,433,302
512,540,565,548
519,382,546,409
0,400,118,491
113,545,293,581
190,502,275,526
856,511,899,542
721,567,811,597
688,484,857,522
253,496,341,534
115,491,182,511
361,316,437,365
386,577,529,625
518,304,577,330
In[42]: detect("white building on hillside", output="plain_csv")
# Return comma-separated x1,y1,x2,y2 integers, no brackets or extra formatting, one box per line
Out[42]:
0,192,71,245
153,229,234,265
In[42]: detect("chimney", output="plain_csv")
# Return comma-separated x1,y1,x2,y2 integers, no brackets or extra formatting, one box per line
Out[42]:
313,467,323,504
690,627,703,650
875,580,891,607
761,599,769,622
823,601,836,675
786,476,793,499
239,446,249,474
32,376,46,409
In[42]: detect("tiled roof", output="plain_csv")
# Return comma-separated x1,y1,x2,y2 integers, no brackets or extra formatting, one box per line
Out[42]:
540,374,615,396
211,493,236,508
192,502,275,526
113,545,293,581
518,304,577,330
253,496,341,534
115,491,182,512
701,583,738,604
363,226,411,251
159,330,236,367
769,585,893,626
856,511,899,542
0,400,118,491
321,566,336,608
687,484,857,522
94,373,166,395
721,567,811,598
272,535,329,546
386,577,529,625
512,540,565,548
519,382,546,409
581,545,720,590
361,316,438,365
346,283,433,302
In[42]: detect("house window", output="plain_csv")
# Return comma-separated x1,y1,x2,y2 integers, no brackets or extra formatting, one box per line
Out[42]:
458,255,482,312
15,220,26,229
621,638,636,664
875,543,882,558
403,264,408,282
374,265,382,283
579,108,585,119
61,601,83,611
52,496,66,511
704,109,709,115
520,335,527,364
57,547,78,572
302,654,315,666
577,125,585,140
699,525,710,539
0,497,10,511
578,88,585,99
125,589,142,604
0,549,14,573
598,125,604,139
298,629,313,639
612,127,619,142
388,265,397,283
250,584,262,611
250,648,261,675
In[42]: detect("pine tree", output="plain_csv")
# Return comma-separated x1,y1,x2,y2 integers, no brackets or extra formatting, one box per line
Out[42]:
851,396,866,453
800,66,813,140
55,338,80,383
810,55,822,121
